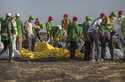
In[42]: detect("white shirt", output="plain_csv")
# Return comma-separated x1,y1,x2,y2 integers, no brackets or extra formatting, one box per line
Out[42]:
92,18,102,27
24,20,33,36
117,15,125,25
87,17,102,33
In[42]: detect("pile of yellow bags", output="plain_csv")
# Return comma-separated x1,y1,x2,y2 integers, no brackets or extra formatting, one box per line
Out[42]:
19,42,82,60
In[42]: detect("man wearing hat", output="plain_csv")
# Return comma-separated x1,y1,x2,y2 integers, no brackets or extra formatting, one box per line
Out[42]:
82,16,93,40
99,16,113,60
116,10,125,55
51,25,64,47
117,10,125,40
82,16,93,60
120,11,125,39
109,11,124,58
11,16,18,58
0,13,15,61
117,10,125,20
67,16,79,59
24,16,35,51
109,11,117,31
61,14,71,41
87,13,105,61
15,13,23,50
34,17,42,41
46,16,55,42
62,14,71,31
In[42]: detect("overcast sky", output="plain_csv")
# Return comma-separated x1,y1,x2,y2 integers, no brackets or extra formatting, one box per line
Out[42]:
0,0,125,24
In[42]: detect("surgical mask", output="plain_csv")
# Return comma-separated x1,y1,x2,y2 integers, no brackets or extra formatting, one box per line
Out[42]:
88,21,92,25
112,17,117,20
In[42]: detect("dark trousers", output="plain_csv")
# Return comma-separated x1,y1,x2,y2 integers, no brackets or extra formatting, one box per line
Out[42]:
100,32,113,60
0,40,13,61
69,41,78,58
87,31,101,60
84,40,91,60
35,28,41,41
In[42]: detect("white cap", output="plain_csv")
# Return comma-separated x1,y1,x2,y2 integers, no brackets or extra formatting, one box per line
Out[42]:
7,13,12,17
16,13,20,17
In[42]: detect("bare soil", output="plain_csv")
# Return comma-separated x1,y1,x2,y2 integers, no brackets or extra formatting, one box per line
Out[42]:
0,59,125,82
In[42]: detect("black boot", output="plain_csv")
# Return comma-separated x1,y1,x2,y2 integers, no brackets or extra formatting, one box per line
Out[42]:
70,51,75,59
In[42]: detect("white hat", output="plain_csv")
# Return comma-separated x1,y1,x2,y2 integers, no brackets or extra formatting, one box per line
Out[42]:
16,13,20,17
7,13,12,17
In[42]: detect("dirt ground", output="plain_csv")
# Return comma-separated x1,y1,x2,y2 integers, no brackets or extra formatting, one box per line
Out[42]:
0,59,125,82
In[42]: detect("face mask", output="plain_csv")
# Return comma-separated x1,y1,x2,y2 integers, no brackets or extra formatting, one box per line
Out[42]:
112,17,117,20
88,21,92,25
7,17,12,21
51,20,54,23
74,21,78,25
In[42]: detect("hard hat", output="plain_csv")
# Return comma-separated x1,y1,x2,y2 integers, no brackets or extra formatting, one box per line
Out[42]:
73,16,78,21
118,10,123,15
29,16,35,20
100,13,105,18
35,17,39,20
16,13,20,17
35,17,40,25
85,16,92,21
64,13,68,17
7,13,12,17
48,16,53,21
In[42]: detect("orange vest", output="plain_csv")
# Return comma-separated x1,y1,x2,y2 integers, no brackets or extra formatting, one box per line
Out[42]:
62,19,70,30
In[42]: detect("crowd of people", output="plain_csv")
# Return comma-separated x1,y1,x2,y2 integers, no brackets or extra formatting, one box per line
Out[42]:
0,10,125,62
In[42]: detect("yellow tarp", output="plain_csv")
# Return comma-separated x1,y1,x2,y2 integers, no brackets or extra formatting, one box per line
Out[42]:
19,42,82,60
